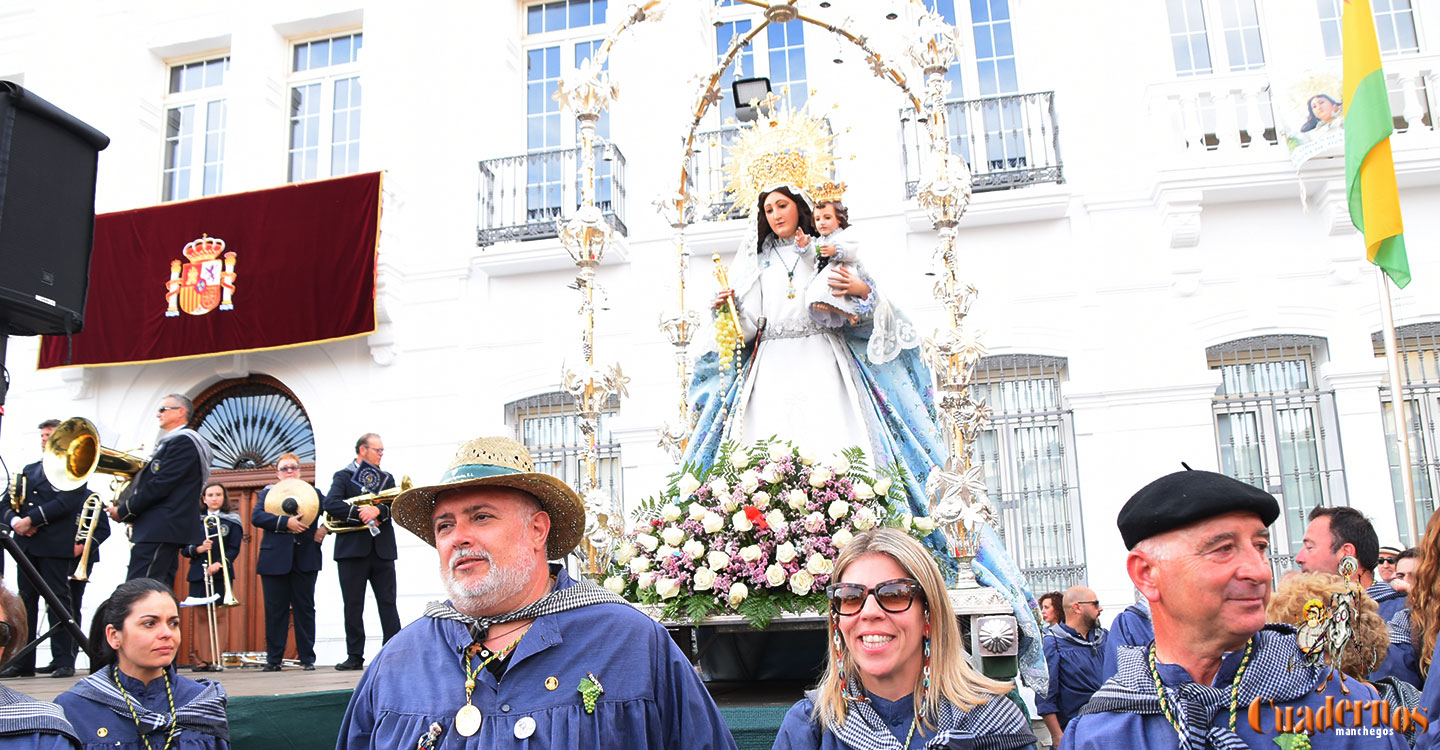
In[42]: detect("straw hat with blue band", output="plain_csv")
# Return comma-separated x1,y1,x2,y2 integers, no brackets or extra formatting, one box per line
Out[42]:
391,436,584,561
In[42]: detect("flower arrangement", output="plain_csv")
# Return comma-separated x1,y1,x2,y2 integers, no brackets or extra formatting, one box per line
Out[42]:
603,439,938,629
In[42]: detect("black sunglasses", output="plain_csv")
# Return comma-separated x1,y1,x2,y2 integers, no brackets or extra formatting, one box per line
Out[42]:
0,622,11,649
826,578,925,616
1378,557,1398,565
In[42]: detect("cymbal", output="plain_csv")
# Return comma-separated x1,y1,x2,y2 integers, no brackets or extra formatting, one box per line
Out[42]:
265,478,320,526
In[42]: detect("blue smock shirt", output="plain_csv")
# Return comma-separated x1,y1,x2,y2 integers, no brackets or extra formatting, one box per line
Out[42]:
1038,623,1107,729
336,568,736,749
1100,602,1153,683
771,690,1034,750
55,667,227,750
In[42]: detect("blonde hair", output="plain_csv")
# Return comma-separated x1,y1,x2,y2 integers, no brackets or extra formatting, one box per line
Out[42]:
1267,571,1387,677
1410,511,1440,677
812,528,1012,732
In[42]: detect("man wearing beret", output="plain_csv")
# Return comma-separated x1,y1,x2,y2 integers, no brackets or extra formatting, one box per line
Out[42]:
1060,469,1405,749
335,436,737,749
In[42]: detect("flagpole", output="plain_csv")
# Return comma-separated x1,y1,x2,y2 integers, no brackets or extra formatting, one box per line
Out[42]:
1376,265,1421,543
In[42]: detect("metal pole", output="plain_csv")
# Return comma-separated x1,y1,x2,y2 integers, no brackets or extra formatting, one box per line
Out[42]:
1377,265,1421,543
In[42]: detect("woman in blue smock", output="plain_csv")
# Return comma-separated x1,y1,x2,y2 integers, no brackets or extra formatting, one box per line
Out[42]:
772,528,1035,750
55,578,229,749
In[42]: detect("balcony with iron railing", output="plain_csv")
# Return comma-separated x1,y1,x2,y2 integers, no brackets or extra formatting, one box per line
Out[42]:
900,90,1064,199
477,144,628,246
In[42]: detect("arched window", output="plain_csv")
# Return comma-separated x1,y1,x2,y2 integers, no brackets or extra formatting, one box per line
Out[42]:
193,376,316,471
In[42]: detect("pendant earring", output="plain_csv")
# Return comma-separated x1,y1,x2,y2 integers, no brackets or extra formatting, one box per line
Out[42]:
920,616,932,713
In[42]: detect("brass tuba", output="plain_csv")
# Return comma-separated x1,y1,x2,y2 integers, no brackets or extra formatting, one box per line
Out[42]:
70,493,105,582
43,418,146,492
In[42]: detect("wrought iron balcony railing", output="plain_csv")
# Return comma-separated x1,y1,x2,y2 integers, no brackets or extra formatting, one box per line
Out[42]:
900,90,1064,199
477,144,628,246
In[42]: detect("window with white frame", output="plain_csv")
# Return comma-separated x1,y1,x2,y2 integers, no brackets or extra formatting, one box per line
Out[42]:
1373,323,1440,545
708,3,808,124
287,32,362,183
969,354,1086,593
506,391,623,502
162,56,229,202
1318,0,1419,58
1166,0,1265,76
1208,335,1346,574
524,0,609,221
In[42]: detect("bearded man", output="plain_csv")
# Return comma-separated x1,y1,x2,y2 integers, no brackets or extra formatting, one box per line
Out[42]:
334,436,737,749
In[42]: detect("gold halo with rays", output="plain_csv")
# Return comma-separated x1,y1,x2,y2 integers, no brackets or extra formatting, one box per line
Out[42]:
722,94,837,217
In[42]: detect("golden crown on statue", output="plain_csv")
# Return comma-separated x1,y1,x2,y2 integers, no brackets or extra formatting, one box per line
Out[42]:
811,180,846,203
182,235,227,262
723,95,838,216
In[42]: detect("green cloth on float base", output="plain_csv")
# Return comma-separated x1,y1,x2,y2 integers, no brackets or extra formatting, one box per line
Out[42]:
227,690,790,750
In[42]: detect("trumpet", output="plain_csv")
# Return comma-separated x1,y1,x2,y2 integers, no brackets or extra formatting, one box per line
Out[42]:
71,493,106,582
324,475,412,534
8,472,24,514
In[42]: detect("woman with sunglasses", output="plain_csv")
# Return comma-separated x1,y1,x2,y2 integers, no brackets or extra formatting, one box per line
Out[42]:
773,528,1035,749
0,585,80,748
55,578,229,749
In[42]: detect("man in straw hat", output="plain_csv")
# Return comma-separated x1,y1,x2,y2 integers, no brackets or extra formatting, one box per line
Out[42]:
1060,469,1405,749
335,436,737,749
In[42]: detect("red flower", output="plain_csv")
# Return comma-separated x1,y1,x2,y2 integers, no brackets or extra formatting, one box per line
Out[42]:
743,505,768,530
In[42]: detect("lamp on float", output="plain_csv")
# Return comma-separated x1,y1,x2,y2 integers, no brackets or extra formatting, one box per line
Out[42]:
732,76,772,123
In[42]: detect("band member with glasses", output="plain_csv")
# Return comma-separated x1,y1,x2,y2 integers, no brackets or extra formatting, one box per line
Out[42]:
773,528,1034,750
108,394,214,584
56,578,229,749
1061,469,1402,749
252,455,326,672
0,584,81,748
0,420,89,679
1039,586,1107,743
322,433,400,671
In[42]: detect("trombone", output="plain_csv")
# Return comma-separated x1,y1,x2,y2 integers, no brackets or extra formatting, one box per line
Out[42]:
193,513,239,671
324,475,412,534
71,493,105,582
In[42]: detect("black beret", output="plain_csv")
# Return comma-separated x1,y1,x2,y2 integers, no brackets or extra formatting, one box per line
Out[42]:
1117,469,1279,550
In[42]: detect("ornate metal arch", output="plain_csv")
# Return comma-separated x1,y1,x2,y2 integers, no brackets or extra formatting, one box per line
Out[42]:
193,375,316,471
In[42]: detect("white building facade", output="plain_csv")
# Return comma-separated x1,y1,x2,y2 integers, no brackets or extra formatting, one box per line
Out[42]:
0,0,1437,663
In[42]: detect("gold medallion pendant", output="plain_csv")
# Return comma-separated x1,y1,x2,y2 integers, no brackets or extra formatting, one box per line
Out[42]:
455,704,483,737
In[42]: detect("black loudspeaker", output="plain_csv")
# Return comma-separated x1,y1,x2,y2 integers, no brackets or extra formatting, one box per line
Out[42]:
0,82,109,337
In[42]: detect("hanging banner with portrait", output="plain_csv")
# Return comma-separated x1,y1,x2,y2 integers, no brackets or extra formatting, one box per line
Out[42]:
38,172,382,369
1276,67,1345,169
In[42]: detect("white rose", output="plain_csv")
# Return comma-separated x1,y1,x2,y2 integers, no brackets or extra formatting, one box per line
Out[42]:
739,544,762,563
637,572,655,590
677,472,701,498
661,526,685,547
805,512,826,532
789,569,816,595
635,533,659,552
604,575,626,595
727,582,749,606
775,542,798,564
806,553,834,576
730,451,751,470
732,510,753,532
707,550,731,570
828,500,851,519
692,567,717,591
767,442,790,462
827,453,851,475
688,502,707,521
852,481,875,500
661,504,683,522
913,516,937,533
655,578,681,600
628,556,651,574
899,514,914,531
614,543,636,565
874,477,892,496
655,545,676,559
709,478,729,497
800,448,820,466
683,539,706,559
852,507,877,531
833,528,854,548
765,509,786,530
752,491,771,509
765,564,787,587
809,467,832,488
739,470,760,493
786,489,808,511
759,463,781,484
721,495,740,513
701,511,725,534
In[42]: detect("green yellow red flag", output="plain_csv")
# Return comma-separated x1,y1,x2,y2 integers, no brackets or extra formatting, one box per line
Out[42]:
1343,0,1410,288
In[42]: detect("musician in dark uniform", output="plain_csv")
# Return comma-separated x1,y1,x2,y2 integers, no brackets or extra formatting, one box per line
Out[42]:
179,482,242,670
252,454,326,672
108,394,212,583
0,419,89,679
322,433,400,671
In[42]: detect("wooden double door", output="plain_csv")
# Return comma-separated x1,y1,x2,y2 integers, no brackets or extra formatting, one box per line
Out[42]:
174,465,320,666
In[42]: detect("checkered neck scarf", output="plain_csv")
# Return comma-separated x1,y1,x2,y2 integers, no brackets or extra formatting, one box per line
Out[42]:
1078,625,1323,750
1390,608,1412,645
0,685,77,742
424,575,627,643
69,666,228,741
825,679,1035,750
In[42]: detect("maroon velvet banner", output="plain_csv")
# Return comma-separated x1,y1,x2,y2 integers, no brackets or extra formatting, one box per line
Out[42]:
39,172,381,369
